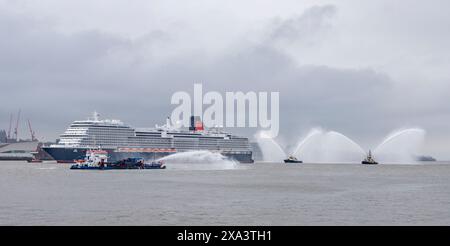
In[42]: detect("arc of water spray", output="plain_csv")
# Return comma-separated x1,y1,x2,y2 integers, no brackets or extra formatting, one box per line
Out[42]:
256,131,287,162
321,131,367,163
256,127,426,164
326,131,367,155
374,128,426,154
156,150,238,170
373,128,426,163
291,129,366,163
291,128,323,158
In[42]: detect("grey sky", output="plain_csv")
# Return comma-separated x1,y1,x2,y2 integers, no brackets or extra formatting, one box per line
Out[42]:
0,0,449,158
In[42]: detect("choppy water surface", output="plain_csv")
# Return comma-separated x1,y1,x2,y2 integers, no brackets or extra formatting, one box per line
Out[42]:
1,161,450,225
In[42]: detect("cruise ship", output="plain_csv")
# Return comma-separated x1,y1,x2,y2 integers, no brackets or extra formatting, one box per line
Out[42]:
42,112,254,163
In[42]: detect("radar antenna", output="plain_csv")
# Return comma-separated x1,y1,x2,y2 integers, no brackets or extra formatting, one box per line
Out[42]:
92,111,100,121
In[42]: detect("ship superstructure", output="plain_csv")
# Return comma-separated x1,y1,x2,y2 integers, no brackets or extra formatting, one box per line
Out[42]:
43,112,253,163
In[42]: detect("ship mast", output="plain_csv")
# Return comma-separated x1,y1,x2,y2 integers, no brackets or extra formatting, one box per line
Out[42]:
92,111,100,121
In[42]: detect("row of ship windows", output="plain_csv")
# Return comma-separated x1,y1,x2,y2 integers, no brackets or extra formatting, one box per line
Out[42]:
74,141,249,147
63,132,133,136
74,140,249,146
67,126,246,137
129,141,248,146
78,141,249,146
63,132,246,140
85,128,133,131
64,145,251,151
62,137,129,142
62,138,248,144
70,124,131,129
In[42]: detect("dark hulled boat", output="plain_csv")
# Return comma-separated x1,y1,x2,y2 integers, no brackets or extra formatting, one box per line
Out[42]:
110,158,166,169
69,150,166,170
70,161,166,170
284,156,303,163
362,151,378,165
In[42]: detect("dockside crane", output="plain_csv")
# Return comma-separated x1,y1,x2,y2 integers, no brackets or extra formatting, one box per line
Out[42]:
7,113,13,141
27,119,37,141
13,109,21,141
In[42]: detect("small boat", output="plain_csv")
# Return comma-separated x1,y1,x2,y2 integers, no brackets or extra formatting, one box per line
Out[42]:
143,161,166,169
27,158,43,163
362,150,378,165
284,156,303,163
70,152,167,170
111,158,166,169
70,149,111,170
70,164,114,170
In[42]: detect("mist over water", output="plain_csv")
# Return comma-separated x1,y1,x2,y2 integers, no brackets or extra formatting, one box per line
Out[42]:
321,131,366,163
258,127,427,164
156,151,238,170
255,132,286,162
292,129,365,163
291,128,323,158
374,128,426,163
152,128,426,165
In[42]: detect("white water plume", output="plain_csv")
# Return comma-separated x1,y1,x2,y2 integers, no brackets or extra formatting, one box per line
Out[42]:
374,128,426,163
157,150,238,170
255,131,287,162
321,131,366,163
292,128,324,159
292,129,365,163
257,127,428,164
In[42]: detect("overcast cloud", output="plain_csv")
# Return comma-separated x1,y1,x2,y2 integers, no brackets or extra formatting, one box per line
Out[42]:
0,0,449,158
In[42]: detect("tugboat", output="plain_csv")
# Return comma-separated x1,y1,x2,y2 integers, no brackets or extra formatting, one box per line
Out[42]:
362,150,378,165
70,150,112,170
284,156,303,163
144,160,167,169
111,158,166,169
70,151,166,170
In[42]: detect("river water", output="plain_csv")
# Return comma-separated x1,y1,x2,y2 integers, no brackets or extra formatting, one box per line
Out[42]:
1,161,449,225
